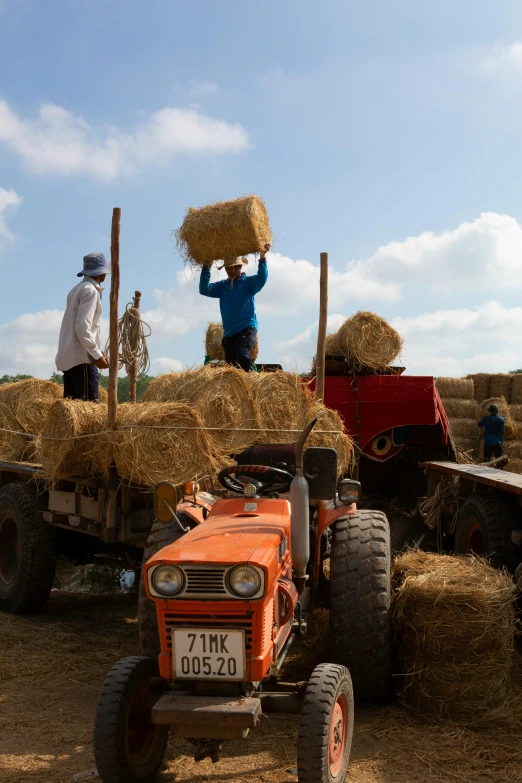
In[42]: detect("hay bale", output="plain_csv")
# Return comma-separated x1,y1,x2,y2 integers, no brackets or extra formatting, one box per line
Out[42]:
481,397,515,439
510,374,522,404
308,403,354,476
502,441,522,459
506,457,522,474
205,321,259,363
436,377,474,400
510,404,522,422
325,331,343,356
251,370,315,444
0,379,62,435
442,398,480,418
336,311,403,371
489,374,513,402
38,400,108,480
0,402,26,461
98,386,108,403
466,373,491,403
113,402,227,488
143,366,258,453
175,195,272,267
453,436,478,458
449,418,477,438
392,551,517,725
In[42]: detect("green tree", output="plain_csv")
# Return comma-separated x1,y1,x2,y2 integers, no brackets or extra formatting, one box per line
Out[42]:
0,373,33,385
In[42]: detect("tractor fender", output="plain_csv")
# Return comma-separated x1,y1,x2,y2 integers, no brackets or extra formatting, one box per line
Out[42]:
314,500,357,587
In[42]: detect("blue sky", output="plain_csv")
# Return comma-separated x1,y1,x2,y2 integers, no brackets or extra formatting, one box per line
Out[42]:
2,0,522,378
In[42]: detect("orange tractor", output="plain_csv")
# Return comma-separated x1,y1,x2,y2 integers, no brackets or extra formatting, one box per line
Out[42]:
93,421,392,783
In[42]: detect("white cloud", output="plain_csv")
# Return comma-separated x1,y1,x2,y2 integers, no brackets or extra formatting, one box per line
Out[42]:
0,309,63,376
481,42,522,75
275,314,347,370
0,187,22,250
0,100,249,181
188,80,218,96
151,357,184,373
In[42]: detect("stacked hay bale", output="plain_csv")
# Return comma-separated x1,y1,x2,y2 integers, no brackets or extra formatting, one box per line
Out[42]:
308,402,354,476
392,551,517,725
0,402,26,461
435,377,480,459
466,372,491,403
144,365,259,454
175,195,272,267
38,400,108,479
0,379,62,460
316,311,403,372
205,321,259,364
249,370,314,444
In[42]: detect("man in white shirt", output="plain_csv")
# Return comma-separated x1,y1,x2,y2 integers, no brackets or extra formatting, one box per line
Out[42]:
55,252,110,401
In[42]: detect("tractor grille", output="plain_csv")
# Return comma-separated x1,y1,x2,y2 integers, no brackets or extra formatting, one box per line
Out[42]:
182,566,228,597
163,612,254,651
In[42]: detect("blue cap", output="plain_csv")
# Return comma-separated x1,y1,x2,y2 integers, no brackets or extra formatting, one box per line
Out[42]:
77,252,111,278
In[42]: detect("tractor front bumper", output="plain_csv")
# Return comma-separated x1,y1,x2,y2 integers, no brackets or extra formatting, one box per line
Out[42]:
151,693,262,739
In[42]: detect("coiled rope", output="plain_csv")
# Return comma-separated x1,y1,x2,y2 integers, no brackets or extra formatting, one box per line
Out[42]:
106,301,151,380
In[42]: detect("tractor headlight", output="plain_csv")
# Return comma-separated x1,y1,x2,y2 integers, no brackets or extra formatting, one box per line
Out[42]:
228,565,262,598
151,564,185,597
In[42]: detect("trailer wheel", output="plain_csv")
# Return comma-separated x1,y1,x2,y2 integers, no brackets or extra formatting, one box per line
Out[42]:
138,518,192,658
94,655,168,783
454,492,520,571
297,663,354,783
329,510,391,701
0,482,56,614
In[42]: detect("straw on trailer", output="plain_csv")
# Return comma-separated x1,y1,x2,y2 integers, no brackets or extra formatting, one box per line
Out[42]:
0,402,26,461
175,195,272,267
308,402,354,476
337,311,403,370
435,377,474,400
113,402,229,488
0,379,62,435
38,400,108,480
392,551,517,726
250,370,315,444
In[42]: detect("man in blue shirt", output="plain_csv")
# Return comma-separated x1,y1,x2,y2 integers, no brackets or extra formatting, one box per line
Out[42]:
199,244,269,371
478,404,505,462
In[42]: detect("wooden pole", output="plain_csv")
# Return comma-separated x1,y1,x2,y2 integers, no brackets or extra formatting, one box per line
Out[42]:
129,290,142,404
315,252,328,403
106,207,121,542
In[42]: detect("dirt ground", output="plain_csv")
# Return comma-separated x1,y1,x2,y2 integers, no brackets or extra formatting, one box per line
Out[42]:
1,592,522,783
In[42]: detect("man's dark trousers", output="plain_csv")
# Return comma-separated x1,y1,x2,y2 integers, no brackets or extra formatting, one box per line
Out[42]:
484,443,504,461
63,363,100,401
222,327,257,372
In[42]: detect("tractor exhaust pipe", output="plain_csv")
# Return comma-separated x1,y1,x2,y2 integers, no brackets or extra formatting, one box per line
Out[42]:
290,419,316,594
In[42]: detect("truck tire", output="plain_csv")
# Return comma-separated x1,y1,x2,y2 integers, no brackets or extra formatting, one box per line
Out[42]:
297,663,354,783
138,519,190,658
454,492,520,572
94,655,169,783
329,510,392,701
0,482,56,614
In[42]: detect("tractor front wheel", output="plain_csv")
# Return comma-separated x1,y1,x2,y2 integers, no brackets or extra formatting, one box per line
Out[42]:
297,663,354,783
454,493,520,572
94,655,169,783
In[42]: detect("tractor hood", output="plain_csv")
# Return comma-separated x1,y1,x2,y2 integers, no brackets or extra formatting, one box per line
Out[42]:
147,498,291,570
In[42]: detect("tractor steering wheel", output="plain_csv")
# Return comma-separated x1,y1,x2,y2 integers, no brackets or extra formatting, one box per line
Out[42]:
218,465,294,496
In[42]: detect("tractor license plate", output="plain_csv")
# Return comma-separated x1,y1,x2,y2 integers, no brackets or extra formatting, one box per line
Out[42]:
172,629,245,681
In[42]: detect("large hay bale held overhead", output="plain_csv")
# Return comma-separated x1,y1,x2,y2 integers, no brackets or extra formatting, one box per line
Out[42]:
144,366,258,454
0,402,26,461
510,374,522,404
392,551,517,725
38,400,108,480
205,321,259,363
0,379,62,435
435,377,474,400
336,311,403,371
250,370,315,444
113,402,228,488
481,397,515,439
175,195,272,267
466,373,491,403
308,403,354,476
441,398,480,419
489,374,513,401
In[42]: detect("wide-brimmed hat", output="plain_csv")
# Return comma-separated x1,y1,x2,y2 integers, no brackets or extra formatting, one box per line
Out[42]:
217,256,248,271
77,252,111,277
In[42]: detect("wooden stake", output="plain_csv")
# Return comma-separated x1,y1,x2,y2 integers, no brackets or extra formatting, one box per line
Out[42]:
315,252,328,403
129,290,142,404
106,207,121,541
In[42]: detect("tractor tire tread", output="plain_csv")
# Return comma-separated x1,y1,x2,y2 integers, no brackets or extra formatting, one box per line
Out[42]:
455,492,521,571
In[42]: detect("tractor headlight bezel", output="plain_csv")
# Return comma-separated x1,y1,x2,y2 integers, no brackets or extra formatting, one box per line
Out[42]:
227,565,264,599
150,564,185,597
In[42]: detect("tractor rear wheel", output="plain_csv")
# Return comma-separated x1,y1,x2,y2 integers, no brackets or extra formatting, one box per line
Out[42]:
138,518,191,658
329,510,391,701
0,482,56,614
94,655,169,783
297,663,354,783
454,492,520,572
